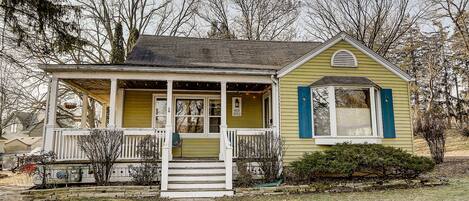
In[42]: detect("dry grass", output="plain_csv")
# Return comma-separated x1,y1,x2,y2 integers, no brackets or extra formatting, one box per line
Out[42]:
0,171,33,187
414,129,469,157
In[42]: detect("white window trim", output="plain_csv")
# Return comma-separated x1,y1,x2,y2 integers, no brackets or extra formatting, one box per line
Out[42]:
262,91,272,128
152,94,167,129
152,93,221,138
311,86,382,145
208,98,221,134
330,49,358,67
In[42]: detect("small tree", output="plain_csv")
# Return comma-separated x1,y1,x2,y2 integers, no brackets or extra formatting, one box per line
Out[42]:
414,108,447,164
130,135,161,185
78,129,123,185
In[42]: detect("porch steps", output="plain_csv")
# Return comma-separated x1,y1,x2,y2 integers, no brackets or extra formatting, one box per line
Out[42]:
161,160,233,198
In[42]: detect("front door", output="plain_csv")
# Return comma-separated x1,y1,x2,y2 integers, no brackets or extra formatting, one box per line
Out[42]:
263,93,272,128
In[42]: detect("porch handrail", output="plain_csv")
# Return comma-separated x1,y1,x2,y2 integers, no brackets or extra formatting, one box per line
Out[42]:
160,129,171,191
226,127,274,159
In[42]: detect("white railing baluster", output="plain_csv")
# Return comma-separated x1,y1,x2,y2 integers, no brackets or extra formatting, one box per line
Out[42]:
51,128,166,162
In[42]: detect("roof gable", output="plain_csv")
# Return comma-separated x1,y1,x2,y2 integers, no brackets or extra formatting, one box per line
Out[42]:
125,36,321,70
277,32,412,81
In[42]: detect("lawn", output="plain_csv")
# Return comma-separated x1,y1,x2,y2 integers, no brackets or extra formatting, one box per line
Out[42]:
218,177,469,201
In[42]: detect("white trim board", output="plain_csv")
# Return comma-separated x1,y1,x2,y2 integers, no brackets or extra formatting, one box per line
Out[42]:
277,32,412,81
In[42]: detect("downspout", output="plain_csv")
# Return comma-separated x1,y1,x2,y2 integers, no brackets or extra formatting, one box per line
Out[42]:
271,75,283,178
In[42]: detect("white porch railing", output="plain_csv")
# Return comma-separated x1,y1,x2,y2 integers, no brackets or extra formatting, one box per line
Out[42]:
222,127,233,190
226,128,275,159
52,128,165,161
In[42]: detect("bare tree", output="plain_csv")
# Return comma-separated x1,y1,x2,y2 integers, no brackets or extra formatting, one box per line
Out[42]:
414,108,447,164
78,129,123,185
434,0,469,55
304,0,429,56
200,0,300,41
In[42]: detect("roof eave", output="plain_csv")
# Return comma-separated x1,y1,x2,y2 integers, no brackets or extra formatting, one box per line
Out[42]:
39,64,277,76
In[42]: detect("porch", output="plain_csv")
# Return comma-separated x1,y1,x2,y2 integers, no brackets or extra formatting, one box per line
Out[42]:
42,75,280,195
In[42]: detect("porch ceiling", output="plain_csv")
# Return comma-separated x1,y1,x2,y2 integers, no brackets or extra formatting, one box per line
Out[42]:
62,79,270,99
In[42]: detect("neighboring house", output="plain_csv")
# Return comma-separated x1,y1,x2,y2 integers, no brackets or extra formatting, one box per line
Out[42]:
38,32,412,198
2,137,42,170
2,111,44,139
0,136,6,154
4,137,42,154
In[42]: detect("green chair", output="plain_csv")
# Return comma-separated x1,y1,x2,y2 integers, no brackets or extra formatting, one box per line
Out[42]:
172,132,183,157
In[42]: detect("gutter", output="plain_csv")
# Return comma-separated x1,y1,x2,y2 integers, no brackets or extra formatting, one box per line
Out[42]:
39,64,277,76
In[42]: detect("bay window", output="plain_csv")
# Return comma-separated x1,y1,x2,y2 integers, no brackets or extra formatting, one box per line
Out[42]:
311,85,381,144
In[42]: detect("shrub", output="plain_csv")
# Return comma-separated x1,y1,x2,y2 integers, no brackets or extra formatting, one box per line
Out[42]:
289,144,435,182
78,129,123,186
414,108,447,164
130,135,161,185
461,126,469,138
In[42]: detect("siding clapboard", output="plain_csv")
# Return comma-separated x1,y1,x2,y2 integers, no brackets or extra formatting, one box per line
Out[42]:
280,40,413,164
122,90,263,157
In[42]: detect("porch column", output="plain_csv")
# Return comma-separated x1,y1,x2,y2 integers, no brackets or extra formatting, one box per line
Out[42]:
166,80,173,160
100,104,108,128
80,93,89,128
43,77,58,152
271,77,280,137
219,81,227,160
108,78,117,128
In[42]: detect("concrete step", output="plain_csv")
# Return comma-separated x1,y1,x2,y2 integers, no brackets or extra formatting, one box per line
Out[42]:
169,162,224,168
160,190,233,198
168,168,225,175
168,182,225,189
168,175,225,182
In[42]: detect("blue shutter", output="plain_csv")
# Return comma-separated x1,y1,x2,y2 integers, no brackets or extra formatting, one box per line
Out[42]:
381,89,396,138
298,86,313,138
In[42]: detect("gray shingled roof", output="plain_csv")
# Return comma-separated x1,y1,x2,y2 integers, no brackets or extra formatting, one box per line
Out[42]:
125,36,321,70
310,76,381,88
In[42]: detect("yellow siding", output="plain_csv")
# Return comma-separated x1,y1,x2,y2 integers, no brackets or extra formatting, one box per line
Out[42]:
122,90,263,157
280,40,413,163
227,93,263,128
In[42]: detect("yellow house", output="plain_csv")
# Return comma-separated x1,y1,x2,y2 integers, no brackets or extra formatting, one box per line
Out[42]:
39,32,412,198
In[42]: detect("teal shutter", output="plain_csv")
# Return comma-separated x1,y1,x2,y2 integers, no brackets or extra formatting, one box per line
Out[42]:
298,86,313,138
381,89,396,138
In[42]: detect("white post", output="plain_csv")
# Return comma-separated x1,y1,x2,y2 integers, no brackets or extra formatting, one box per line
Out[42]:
116,88,124,128
44,77,58,152
225,142,233,190
100,104,108,128
80,93,89,128
219,81,227,160
166,80,173,160
161,80,173,191
108,78,117,128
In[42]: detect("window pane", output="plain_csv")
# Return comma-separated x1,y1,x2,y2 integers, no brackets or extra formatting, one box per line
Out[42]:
155,98,167,115
209,117,221,133
176,99,204,116
155,116,166,128
335,88,372,136
209,99,221,116
312,87,331,136
176,117,204,133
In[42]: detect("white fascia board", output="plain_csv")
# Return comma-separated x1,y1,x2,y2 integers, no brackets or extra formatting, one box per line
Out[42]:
277,32,412,82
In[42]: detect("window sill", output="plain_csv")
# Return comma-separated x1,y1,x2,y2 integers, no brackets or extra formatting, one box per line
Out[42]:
313,137,382,145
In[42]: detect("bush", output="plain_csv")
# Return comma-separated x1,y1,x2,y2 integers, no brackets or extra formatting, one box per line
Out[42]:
289,144,435,182
461,126,469,138
130,135,161,185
